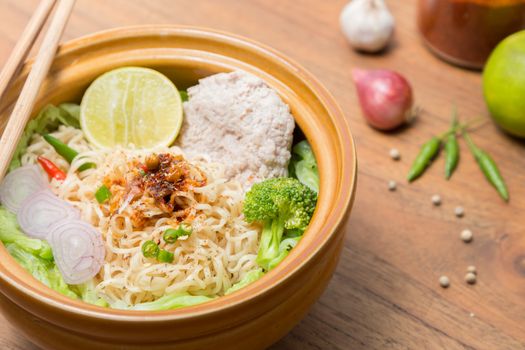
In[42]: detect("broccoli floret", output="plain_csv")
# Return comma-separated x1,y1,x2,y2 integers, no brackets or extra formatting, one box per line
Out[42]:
243,177,317,271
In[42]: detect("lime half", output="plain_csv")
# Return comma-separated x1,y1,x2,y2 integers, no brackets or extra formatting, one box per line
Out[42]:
483,30,525,138
80,67,183,149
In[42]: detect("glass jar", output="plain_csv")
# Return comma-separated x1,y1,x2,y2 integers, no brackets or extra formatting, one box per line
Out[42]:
417,0,525,69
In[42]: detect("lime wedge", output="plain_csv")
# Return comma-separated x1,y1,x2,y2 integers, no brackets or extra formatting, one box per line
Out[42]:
80,67,183,149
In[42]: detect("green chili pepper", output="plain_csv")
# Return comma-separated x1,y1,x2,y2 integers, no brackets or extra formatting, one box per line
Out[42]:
163,229,179,243
43,134,95,171
163,224,192,244
463,131,509,201
444,111,460,179
43,134,77,162
157,249,174,263
95,185,111,203
141,240,160,258
407,136,441,182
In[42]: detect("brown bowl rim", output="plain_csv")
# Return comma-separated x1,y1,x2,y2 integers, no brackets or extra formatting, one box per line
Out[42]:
0,25,357,321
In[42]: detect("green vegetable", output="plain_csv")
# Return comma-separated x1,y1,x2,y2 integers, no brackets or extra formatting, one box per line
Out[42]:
7,243,51,285
43,134,95,171
0,207,52,260
225,268,265,295
95,185,111,204
243,177,317,271
158,249,174,263
58,103,81,122
267,236,301,270
93,299,110,307
129,292,213,311
47,264,80,299
9,104,80,170
142,240,160,258
289,140,319,193
0,206,82,299
463,131,509,201
444,113,460,179
179,90,189,102
407,136,441,182
163,224,192,244
70,280,108,307
6,244,78,299
43,134,78,163
0,207,106,304
445,133,459,179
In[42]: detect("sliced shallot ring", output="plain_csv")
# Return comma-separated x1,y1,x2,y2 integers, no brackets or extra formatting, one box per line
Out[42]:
17,189,80,239
0,165,47,213
48,219,105,285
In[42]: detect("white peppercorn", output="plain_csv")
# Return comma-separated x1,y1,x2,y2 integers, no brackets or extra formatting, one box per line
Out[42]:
389,148,401,160
465,272,477,285
388,180,397,191
460,229,473,243
439,276,450,288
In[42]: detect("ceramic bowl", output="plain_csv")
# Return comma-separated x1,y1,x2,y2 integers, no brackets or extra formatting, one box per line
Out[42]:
0,26,356,350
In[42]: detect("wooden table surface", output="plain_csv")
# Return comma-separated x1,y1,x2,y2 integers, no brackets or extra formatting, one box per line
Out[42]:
1,0,525,349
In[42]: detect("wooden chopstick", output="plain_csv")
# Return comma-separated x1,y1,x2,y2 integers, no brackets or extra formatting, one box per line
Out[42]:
0,0,57,101
0,0,76,178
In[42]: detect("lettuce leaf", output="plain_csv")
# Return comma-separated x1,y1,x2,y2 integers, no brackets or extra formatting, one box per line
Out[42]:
288,140,319,194
225,268,264,295
0,206,79,299
57,103,80,122
6,243,78,299
129,293,213,311
0,207,52,260
9,103,80,171
70,280,109,307
47,264,80,299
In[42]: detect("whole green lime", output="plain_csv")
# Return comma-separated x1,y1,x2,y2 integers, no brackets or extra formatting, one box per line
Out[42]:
483,30,525,138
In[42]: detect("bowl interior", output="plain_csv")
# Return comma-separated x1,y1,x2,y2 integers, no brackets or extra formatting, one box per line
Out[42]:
0,26,356,321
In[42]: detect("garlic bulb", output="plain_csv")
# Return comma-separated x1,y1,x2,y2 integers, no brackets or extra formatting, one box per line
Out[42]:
340,0,395,53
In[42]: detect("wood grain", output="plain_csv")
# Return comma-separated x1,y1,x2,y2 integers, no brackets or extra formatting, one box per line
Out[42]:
0,0,54,100
0,0,74,178
0,0,524,349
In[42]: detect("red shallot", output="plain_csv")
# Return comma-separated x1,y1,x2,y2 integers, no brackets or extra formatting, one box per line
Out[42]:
352,68,414,130
17,190,80,239
0,165,47,213
48,219,105,285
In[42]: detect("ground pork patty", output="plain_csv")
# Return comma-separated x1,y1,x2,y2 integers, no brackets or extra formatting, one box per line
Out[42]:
176,70,295,188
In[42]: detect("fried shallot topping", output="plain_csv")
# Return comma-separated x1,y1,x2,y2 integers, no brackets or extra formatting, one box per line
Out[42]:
104,153,207,229
141,153,206,212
